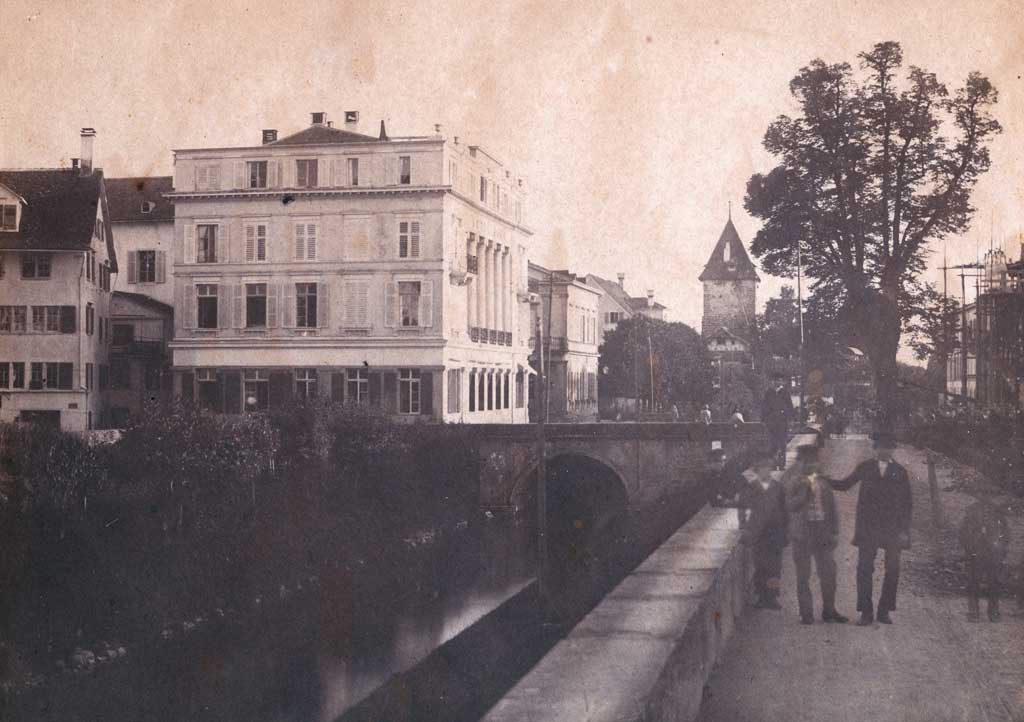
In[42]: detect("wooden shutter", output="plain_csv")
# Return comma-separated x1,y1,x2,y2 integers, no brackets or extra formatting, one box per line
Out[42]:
368,372,382,407
234,161,245,189
156,251,166,283
420,371,434,416
306,224,317,259
330,372,344,402
386,156,398,186
410,221,420,257
196,165,208,190
317,158,328,188
60,306,77,333
267,161,278,188
318,281,330,328
233,284,244,328
184,283,196,330
127,251,138,283
420,279,433,327
294,224,305,260
219,223,229,263
180,371,195,402
384,281,397,327
257,224,267,261
269,372,292,408
210,165,221,190
331,159,344,187
218,285,231,329
267,284,279,328
382,372,397,413
282,284,295,327
184,224,196,264
245,225,256,262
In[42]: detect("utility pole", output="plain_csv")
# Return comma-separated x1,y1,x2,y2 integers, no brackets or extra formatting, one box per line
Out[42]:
647,331,655,411
534,311,548,609
796,242,806,418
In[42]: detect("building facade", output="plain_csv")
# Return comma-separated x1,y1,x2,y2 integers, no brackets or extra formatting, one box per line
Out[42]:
585,272,666,344
0,130,118,430
528,263,602,421
166,112,533,422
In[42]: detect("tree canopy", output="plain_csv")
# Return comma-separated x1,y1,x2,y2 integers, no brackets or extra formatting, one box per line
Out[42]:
744,41,1000,424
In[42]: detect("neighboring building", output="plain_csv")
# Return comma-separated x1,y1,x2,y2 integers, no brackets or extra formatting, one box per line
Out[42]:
166,112,533,422
528,263,602,420
0,129,118,430
105,292,174,426
585,272,667,343
107,176,175,306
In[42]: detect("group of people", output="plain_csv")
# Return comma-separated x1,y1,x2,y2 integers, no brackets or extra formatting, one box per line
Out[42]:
712,431,914,626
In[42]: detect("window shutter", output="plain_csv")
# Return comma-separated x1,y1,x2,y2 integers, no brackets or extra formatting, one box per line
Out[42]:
210,165,221,190
60,306,77,333
306,224,317,259
356,281,369,327
382,372,397,413
233,284,244,328
317,158,328,188
283,284,295,327
234,162,245,189
267,283,279,328
196,165,208,190
420,371,434,416
184,224,196,264
268,161,278,188
156,251,166,283
368,372,382,407
420,279,434,327
384,281,397,327
184,283,196,330
219,223,229,263
245,225,256,262
127,250,138,283
218,285,231,329
318,281,330,328
257,225,266,261
331,159,344,187
386,156,398,185
410,221,420,257
294,224,306,260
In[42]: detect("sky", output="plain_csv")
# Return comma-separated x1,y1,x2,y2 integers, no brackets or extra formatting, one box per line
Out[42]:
2,0,1022,351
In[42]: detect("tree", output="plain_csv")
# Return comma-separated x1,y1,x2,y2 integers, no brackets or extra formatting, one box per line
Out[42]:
599,316,714,416
745,41,1000,427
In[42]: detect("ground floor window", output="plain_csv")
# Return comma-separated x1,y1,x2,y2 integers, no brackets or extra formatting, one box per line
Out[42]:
196,368,220,411
295,368,318,399
468,370,477,412
399,368,421,414
243,369,269,411
346,368,369,404
447,368,461,414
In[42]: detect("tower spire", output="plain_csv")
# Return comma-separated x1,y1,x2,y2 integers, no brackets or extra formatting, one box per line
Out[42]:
728,200,731,221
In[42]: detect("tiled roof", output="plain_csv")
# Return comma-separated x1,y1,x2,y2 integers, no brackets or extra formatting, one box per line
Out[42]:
106,176,174,222
0,169,116,268
699,218,760,282
112,290,174,315
626,297,667,312
268,125,378,146
586,274,665,312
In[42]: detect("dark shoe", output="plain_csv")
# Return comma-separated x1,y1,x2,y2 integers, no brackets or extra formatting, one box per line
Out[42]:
800,615,814,625
856,613,874,626
823,610,848,624
877,611,893,624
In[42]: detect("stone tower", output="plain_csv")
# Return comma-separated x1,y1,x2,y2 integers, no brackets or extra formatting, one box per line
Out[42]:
699,217,759,342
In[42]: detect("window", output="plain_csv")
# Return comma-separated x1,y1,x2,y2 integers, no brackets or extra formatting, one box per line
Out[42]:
295,368,318,399
197,224,218,263
247,160,268,189
29,362,43,390
0,363,7,388
1,204,16,230
31,306,63,333
399,155,411,185
348,157,359,186
30,361,73,390
516,370,525,408
468,370,477,412
11,362,24,389
138,250,157,282
398,221,420,258
399,369,421,414
245,284,267,327
112,323,134,345
296,159,318,188
196,164,221,190
296,283,318,328
86,303,94,335
197,284,219,329
606,311,622,324
245,223,267,262
294,222,318,260
399,281,421,327
243,369,269,411
110,359,131,389
98,364,108,390
86,362,94,390
447,369,461,414
0,306,26,333
480,176,487,203
21,253,52,279
346,368,369,404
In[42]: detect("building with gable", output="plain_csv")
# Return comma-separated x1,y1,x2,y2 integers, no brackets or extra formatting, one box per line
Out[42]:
585,272,666,344
0,129,118,430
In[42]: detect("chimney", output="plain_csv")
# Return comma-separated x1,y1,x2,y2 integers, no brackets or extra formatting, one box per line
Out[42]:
617,272,625,288
646,289,655,308
311,111,327,126
344,110,359,129
79,128,96,176
262,129,278,144
378,120,389,141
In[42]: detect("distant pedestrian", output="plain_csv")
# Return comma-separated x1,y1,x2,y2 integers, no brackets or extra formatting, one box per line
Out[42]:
783,444,848,625
700,404,712,425
740,455,788,610
706,448,745,508
729,406,745,426
828,431,912,626
959,485,1009,622
762,373,794,469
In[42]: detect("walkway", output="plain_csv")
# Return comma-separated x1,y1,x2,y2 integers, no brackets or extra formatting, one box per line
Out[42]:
697,436,1024,722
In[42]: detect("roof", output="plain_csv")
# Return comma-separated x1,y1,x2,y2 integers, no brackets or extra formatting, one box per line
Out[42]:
586,274,666,312
105,176,174,222
699,218,760,282
529,263,603,295
267,124,378,146
0,169,116,268
112,291,174,316
707,325,751,347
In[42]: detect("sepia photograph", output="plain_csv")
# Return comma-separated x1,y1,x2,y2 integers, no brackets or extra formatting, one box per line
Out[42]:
0,1,1021,720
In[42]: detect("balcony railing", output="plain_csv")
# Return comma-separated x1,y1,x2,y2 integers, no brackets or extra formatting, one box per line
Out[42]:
468,327,513,346
111,337,166,356
467,255,479,274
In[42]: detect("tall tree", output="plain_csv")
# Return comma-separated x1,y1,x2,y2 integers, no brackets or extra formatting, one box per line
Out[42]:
745,41,1000,426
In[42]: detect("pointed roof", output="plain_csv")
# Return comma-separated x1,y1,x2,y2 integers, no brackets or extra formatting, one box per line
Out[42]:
105,176,174,222
698,218,760,282
268,124,377,146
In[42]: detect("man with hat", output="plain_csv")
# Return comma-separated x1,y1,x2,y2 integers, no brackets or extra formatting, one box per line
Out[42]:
762,372,794,469
828,431,913,625
783,444,848,624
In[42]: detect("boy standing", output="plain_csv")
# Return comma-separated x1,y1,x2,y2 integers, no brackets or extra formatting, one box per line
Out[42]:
706,448,746,508
739,456,789,609
959,485,1010,622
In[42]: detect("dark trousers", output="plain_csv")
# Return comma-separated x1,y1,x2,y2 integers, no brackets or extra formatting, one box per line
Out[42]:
768,426,788,465
856,546,901,615
966,555,1004,613
792,522,837,618
753,544,784,601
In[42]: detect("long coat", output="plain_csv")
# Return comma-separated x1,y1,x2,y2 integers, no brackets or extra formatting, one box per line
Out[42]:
830,459,913,549
761,387,794,432
783,468,839,541
739,480,789,549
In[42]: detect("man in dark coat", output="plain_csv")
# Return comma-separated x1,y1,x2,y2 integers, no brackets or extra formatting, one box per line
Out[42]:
762,373,794,469
705,448,746,508
784,444,848,624
828,431,913,626
739,455,789,609
959,485,1010,622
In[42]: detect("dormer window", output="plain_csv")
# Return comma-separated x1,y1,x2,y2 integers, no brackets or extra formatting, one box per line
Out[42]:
140,201,156,214
1,203,16,231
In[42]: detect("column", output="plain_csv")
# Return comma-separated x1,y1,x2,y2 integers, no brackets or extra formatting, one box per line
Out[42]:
467,236,477,333
476,238,487,339
488,242,497,338
499,247,508,341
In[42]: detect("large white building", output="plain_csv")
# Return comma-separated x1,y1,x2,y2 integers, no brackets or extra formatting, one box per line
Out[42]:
166,112,534,421
0,130,118,430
